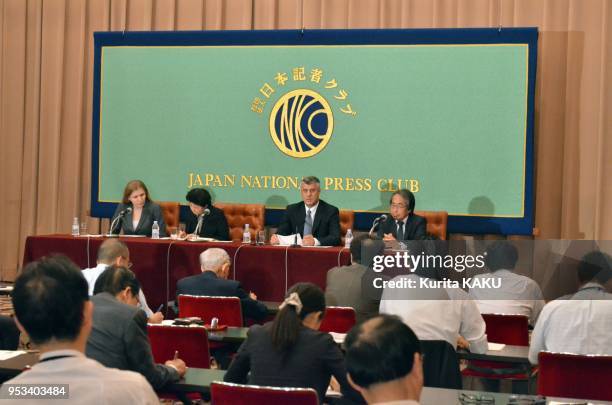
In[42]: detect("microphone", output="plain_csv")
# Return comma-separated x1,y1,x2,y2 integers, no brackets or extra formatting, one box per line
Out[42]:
108,207,132,237
193,208,211,236
368,214,388,237
291,226,301,248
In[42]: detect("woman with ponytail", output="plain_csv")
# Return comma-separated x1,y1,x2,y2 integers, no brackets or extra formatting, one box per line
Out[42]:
224,282,357,403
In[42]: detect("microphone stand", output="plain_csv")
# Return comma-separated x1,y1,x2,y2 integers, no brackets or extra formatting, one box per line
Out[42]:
290,226,301,248
107,213,126,237
368,217,382,237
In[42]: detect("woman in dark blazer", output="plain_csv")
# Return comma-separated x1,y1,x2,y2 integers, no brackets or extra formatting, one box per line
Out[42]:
224,283,361,404
183,188,230,241
110,180,166,237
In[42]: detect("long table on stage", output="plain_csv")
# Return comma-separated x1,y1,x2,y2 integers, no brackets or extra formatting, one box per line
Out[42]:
23,235,350,310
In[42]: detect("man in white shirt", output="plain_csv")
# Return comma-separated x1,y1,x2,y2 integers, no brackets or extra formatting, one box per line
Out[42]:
469,241,545,325
82,239,162,323
2,255,158,404
529,251,612,364
345,314,423,405
379,240,488,353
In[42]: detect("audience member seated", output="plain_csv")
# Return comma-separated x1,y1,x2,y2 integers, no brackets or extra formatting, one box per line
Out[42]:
380,240,488,353
271,176,341,246
224,282,359,403
82,239,162,323
345,314,423,405
325,234,384,323
469,241,544,326
176,248,267,323
183,187,230,241
377,189,427,241
529,251,612,364
6,255,158,403
110,179,166,237
86,265,186,389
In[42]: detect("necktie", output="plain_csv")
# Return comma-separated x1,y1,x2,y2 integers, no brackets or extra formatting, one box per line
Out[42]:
396,220,404,241
304,209,313,236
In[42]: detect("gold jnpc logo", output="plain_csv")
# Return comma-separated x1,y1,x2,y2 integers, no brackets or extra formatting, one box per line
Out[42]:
251,66,357,159
268,89,334,158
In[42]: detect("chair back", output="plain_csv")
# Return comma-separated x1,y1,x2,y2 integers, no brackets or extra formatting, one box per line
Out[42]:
537,351,612,401
319,306,356,333
211,382,318,405
481,313,529,346
420,340,462,389
148,324,211,368
0,316,19,350
178,294,243,327
339,209,355,239
414,210,448,240
159,201,180,233
216,202,265,242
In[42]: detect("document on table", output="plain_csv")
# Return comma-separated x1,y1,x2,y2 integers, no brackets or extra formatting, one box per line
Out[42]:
488,343,506,351
0,350,26,360
277,234,302,246
329,332,346,344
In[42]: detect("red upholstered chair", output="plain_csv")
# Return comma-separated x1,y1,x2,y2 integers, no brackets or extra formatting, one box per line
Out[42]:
339,209,355,245
319,306,356,333
462,314,531,380
211,382,318,405
178,295,243,327
537,352,612,401
147,324,211,369
414,210,448,240
159,201,180,234
215,202,265,242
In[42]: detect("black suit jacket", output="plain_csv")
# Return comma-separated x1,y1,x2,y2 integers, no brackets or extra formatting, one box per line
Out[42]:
111,201,166,237
376,213,427,240
176,271,267,323
224,323,362,403
185,206,230,241
85,292,178,389
276,200,341,246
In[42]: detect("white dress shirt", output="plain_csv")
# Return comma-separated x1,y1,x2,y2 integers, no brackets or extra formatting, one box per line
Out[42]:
380,275,488,353
82,264,153,317
304,202,321,246
3,349,158,404
528,283,612,364
468,269,545,325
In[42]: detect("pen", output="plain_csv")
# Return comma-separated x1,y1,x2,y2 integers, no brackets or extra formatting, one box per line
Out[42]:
173,350,179,360
156,304,163,313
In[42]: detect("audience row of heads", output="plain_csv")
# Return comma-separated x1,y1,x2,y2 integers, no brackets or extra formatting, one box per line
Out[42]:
14,255,423,402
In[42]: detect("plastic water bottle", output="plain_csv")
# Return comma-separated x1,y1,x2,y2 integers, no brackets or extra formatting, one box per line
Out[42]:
151,221,160,239
71,217,80,237
345,229,353,248
242,224,251,244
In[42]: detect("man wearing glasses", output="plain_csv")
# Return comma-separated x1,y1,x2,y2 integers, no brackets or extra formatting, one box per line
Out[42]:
82,239,163,323
377,189,427,241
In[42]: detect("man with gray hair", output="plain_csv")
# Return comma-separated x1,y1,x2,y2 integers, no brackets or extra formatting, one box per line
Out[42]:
176,248,267,323
271,175,341,246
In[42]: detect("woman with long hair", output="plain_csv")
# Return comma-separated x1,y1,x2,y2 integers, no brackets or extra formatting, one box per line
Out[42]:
110,180,166,237
224,282,357,403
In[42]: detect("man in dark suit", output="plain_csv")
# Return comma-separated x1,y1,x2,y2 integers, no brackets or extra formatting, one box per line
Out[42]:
184,188,230,241
86,265,186,390
325,235,385,324
377,189,427,241
176,248,267,323
271,176,341,246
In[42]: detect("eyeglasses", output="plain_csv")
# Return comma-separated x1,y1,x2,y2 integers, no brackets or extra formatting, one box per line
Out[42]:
390,203,407,209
